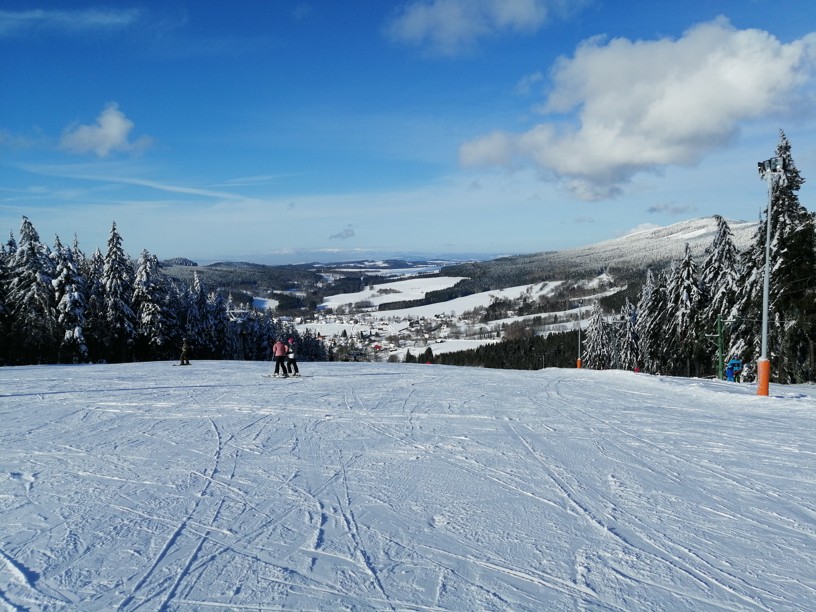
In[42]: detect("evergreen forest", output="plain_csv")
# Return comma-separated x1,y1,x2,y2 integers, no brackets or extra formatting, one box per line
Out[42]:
2,132,814,384
0,220,327,366
438,132,816,384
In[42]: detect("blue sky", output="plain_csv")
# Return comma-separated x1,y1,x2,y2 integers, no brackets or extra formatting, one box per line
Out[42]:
2,0,816,264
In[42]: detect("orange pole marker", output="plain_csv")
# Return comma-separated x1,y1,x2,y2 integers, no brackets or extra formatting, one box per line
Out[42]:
756,358,770,396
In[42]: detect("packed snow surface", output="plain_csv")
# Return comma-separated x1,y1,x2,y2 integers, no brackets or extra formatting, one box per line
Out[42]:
2,361,815,610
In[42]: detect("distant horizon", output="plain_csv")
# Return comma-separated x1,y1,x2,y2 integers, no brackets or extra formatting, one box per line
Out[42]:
183,250,510,267
159,213,758,266
4,212,759,267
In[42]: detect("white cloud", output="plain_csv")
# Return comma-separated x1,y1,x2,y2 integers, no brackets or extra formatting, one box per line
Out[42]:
385,0,551,56
459,130,515,166
0,128,46,150
0,8,141,37
22,163,258,203
460,18,816,199
330,226,356,240
514,71,544,95
647,202,698,216
60,103,153,158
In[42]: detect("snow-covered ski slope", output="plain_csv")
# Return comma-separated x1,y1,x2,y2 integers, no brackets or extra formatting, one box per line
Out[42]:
2,361,815,610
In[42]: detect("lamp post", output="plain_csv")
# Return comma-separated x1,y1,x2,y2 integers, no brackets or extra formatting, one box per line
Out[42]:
576,299,583,368
756,156,785,396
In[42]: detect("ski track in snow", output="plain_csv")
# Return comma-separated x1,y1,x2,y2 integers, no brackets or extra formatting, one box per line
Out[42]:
1,361,816,610
518,380,763,609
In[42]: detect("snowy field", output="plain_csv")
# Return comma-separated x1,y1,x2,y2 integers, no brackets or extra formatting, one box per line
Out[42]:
321,280,564,320
2,362,816,610
320,276,467,311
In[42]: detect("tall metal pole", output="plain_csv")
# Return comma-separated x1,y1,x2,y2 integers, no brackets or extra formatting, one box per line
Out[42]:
576,299,583,368
756,156,784,396
717,314,724,380
760,173,773,359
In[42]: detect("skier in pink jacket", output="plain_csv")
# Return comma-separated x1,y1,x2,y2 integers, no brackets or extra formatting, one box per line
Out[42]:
271,338,289,378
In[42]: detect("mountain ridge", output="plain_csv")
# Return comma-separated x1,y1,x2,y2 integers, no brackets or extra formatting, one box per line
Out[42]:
441,216,758,288
160,216,759,306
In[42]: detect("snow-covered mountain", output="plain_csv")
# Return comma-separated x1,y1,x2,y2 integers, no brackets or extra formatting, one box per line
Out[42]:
555,216,757,272
447,216,758,284
1,361,814,610
161,217,759,311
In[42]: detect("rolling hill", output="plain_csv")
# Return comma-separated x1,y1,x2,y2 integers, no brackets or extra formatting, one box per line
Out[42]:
441,216,758,289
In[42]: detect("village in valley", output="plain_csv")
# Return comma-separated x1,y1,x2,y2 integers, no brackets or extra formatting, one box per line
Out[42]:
235,215,756,366
287,273,616,363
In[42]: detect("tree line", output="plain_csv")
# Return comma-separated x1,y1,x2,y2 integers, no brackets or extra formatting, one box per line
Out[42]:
436,332,578,370
437,132,816,384
578,132,816,382
0,219,328,366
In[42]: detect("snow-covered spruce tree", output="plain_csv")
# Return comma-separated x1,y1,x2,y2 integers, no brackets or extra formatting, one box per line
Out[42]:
299,328,329,361
7,217,59,364
144,276,186,360
82,248,106,362
0,243,10,365
0,246,7,301
52,235,88,363
185,271,217,358
225,294,250,360
162,276,184,353
133,250,173,360
237,310,266,361
101,222,136,362
4,231,16,255
48,234,65,272
616,298,639,371
607,318,622,370
636,268,669,374
665,243,705,377
230,307,284,362
729,131,816,383
261,314,285,359
582,302,611,370
700,215,741,369
208,289,237,359
71,234,85,267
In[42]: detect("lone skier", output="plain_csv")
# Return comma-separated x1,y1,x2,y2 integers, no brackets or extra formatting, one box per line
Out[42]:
179,338,190,366
726,357,742,383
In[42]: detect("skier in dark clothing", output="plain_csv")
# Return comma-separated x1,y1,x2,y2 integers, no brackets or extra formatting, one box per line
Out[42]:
179,338,190,365
286,338,300,376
